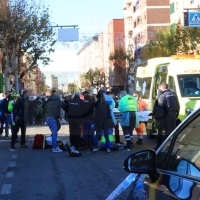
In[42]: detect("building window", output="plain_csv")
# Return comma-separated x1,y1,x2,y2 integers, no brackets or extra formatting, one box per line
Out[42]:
144,13,146,20
137,17,140,25
136,1,140,10
128,31,133,37
171,23,175,30
133,6,136,12
176,2,178,10
134,21,136,28
170,2,175,14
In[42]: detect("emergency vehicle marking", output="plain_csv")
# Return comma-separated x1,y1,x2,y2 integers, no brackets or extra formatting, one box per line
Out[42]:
184,69,200,73
148,174,163,200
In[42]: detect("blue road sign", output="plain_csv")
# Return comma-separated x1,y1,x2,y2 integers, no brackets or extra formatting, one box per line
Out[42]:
189,12,200,27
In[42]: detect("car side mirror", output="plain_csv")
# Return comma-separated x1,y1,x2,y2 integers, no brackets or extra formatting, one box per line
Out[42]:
124,149,158,182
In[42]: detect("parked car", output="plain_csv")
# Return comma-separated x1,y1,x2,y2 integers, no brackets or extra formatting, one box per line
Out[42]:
124,106,200,200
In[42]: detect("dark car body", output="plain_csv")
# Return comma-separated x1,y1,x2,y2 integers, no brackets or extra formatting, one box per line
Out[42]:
124,107,200,200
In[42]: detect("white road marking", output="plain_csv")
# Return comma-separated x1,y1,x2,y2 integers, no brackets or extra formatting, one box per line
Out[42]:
12,154,18,159
7,148,16,152
0,184,12,194
5,171,14,178
0,140,11,142
8,162,16,167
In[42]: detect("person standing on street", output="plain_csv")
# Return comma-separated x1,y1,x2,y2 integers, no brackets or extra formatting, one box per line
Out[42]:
99,88,117,148
118,90,138,151
133,92,149,145
93,92,113,153
1,92,12,138
83,94,95,150
11,90,31,149
153,82,180,149
45,90,66,153
67,92,85,157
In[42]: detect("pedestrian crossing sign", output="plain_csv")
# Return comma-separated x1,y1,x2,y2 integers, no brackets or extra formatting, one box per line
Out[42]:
189,12,200,27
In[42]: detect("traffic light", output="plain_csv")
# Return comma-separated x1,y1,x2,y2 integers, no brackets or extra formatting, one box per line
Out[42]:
184,12,189,27
0,74,3,93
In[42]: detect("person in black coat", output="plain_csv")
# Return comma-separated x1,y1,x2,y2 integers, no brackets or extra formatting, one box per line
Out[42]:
153,82,180,149
11,90,31,148
67,92,85,157
83,94,95,149
93,92,113,153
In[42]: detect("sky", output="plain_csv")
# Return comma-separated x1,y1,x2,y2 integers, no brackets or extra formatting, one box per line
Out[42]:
39,0,124,75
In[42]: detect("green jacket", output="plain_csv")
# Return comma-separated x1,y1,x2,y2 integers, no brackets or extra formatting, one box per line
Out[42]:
118,95,138,113
44,94,66,119
8,100,14,112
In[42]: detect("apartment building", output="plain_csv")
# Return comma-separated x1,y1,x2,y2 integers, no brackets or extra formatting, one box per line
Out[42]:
77,19,125,91
98,19,126,90
170,0,200,26
77,36,99,74
124,0,170,58
123,0,170,94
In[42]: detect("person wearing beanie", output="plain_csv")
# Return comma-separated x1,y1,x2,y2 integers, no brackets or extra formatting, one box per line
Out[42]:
118,90,138,151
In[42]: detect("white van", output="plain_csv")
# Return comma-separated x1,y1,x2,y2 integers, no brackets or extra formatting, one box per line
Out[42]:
136,55,200,138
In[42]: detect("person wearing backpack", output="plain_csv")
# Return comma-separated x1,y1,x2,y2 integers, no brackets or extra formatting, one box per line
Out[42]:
44,90,66,153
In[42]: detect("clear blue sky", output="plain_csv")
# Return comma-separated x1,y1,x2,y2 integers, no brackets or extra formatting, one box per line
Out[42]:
43,0,124,34
40,0,124,81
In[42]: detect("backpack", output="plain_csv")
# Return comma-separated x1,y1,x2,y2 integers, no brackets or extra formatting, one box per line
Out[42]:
33,134,46,149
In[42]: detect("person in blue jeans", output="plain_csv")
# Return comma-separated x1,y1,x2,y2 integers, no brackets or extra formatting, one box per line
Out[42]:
83,94,95,149
44,90,66,153
1,92,13,138
93,92,114,153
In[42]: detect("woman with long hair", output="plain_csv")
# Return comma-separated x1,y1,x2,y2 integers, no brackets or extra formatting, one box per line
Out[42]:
93,92,113,153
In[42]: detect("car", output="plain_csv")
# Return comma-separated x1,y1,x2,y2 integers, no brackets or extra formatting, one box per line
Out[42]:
123,106,200,200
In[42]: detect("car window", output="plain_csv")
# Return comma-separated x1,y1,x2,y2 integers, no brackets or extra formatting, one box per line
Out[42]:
166,114,200,178
156,135,173,169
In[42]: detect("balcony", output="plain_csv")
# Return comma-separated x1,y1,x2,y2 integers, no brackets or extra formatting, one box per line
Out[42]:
126,21,133,31
125,0,132,5
125,9,133,18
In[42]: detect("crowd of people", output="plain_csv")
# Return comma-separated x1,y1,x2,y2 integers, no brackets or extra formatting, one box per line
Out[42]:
0,81,180,156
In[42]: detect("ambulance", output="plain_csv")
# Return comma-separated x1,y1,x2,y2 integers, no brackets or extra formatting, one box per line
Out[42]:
135,55,200,138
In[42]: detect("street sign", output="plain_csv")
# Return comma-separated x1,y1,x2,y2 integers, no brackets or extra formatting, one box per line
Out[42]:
189,12,200,27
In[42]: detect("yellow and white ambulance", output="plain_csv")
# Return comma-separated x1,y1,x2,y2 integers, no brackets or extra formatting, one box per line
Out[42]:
135,55,200,138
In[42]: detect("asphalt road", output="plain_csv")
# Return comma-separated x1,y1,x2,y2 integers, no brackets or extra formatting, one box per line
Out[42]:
0,124,156,200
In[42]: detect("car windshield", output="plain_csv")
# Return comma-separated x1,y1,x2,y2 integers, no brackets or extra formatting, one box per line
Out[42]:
178,75,200,97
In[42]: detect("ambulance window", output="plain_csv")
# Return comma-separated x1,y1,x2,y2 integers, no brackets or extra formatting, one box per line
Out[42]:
178,75,200,97
157,65,168,83
168,76,177,93
135,77,151,99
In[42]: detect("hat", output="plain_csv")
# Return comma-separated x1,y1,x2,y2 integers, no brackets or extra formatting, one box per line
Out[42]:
12,92,19,98
74,92,80,97
119,90,127,98
99,88,106,94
